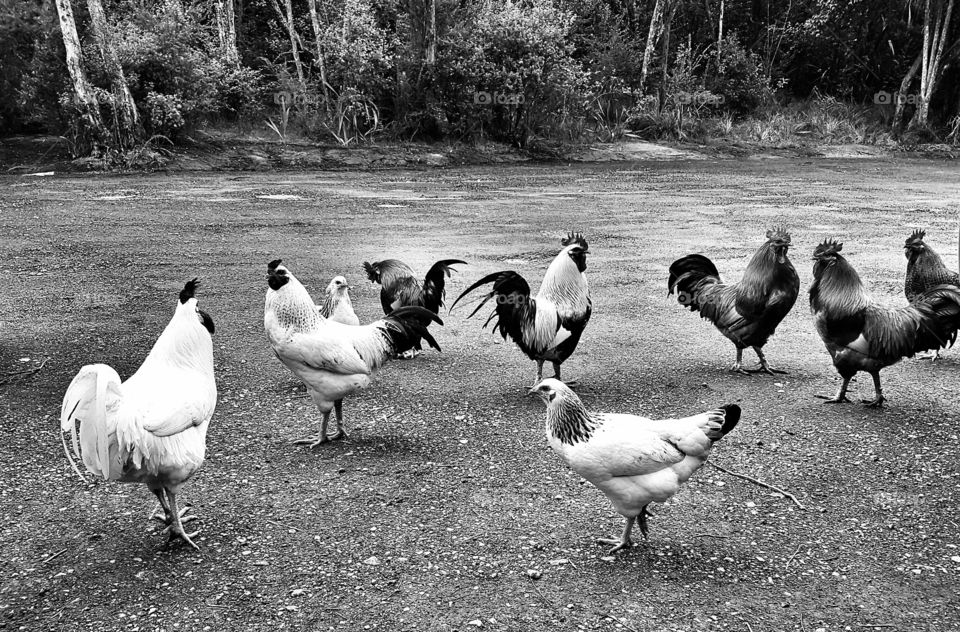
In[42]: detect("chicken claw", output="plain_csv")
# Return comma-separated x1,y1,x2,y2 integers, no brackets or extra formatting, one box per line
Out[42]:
745,363,787,375
152,505,195,526
861,396,885,408
162,490,201,551
293,434,329,447
916,350,941,361
597,536,632,555
816,394,850,404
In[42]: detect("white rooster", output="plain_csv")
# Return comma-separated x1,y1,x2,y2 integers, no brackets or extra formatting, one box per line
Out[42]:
265,260,442,447
529,379,740,554
451,233,591,386
317,275,360,326
60,279,217,550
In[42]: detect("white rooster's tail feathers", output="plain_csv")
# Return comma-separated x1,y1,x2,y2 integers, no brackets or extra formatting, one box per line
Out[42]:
60,364,123,481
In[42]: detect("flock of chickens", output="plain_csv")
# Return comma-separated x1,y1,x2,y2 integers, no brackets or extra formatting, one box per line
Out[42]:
59,225,960,554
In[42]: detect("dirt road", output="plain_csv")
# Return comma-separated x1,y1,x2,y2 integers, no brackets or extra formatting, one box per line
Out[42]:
2,157,959,630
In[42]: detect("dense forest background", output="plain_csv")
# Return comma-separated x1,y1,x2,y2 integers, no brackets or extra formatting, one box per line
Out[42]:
2,0,959,157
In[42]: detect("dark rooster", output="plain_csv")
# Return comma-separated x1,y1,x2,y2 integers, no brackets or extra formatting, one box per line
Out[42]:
904,226,959,360
668,227,800,374
810,239,960,407
451,233,591,386
363,258,466,358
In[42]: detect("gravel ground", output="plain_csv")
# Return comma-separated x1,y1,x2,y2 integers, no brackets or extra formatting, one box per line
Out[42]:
1,157,959,631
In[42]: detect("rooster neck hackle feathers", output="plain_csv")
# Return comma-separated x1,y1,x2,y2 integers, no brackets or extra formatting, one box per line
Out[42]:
140,281,216,374
809,250,869,316
539,248,589,314
740,236,796,299
546,391,598,446
265,269,323,334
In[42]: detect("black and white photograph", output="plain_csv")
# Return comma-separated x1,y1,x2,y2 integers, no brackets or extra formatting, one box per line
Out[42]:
2,0,960,629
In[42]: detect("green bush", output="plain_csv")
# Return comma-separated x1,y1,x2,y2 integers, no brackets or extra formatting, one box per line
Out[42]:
434,0,587,145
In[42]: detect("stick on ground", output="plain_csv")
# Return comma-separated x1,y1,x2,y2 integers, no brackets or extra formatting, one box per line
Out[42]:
708,461,805,510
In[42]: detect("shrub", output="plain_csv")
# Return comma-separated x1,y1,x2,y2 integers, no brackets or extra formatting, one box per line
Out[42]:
434,0,588,145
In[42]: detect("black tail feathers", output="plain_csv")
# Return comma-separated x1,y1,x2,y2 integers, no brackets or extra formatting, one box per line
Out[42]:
718,404,741,437
382,306,444,353
667,255,720,310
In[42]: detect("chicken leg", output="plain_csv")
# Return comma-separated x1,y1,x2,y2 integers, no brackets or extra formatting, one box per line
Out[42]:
151,488,194,526
861,372,885,408
533,360,545,387
294,411,332,447
163,488,199,550
328,399,348,441
597,505,651,555
745,346,788,375
731,348,751,375
816,376,851,403
552,361,577,387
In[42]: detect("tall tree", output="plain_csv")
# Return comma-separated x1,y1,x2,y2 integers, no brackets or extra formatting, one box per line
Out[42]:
215,0,240,65
271,0,307,91
424,0,436,64
306,0,331,110
85,0,140,148
911,0,955,127
53,0,107,149
640,0,669,91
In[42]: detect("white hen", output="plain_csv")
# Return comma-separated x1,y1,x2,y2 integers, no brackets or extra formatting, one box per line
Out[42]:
530,379,740,554
60,279,217,550
265,260,442,447
317,275,360,326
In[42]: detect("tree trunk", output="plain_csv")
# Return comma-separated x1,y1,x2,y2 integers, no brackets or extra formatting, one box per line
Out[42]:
306,0,330,110
640,0,667,92
215,0,240,65
53,0,107,150
85,0,140,148
658,0,676,110
717,0,724,65
424,0,436,64
893,52,922,133
271,0,306,91
911,0,955,128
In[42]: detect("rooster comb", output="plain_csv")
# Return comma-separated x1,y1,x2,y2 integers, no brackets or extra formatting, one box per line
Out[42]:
906,228,926,244
815,238,843,256
268,259,283,272
179,278,200,304
560,232,588,250
766,226,791,242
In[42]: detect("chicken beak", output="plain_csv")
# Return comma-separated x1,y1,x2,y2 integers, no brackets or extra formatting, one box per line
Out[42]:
526,387,537,397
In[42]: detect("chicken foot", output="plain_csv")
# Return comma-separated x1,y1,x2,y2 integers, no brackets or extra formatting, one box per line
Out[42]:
730,349,751,375
294,403,349,447
162,489,200,550
294,411,333,447
328,400,348,441
860,372,885,408
744,347,788,375
597,505,651,555
532,361,578,388
916,349,941,361
150,488,195,526
816,376,851,403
